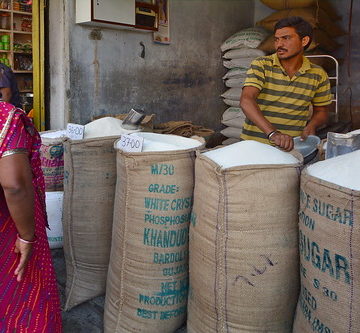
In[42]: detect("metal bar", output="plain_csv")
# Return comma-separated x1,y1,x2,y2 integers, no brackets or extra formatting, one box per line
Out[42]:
306,54,339,123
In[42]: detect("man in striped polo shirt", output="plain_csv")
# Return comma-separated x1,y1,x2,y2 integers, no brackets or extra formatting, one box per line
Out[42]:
240,16,332,151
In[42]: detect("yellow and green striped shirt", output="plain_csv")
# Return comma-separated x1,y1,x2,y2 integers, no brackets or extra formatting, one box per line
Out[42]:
241,53,332,144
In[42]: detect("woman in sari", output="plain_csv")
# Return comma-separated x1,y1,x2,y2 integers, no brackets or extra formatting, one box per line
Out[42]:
0,102,62,332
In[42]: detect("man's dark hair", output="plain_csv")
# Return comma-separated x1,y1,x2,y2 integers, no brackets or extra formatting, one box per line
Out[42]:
274,16,313,50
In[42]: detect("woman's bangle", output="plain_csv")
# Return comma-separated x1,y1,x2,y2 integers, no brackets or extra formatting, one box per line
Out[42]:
267,130,279,140
17,234,36,244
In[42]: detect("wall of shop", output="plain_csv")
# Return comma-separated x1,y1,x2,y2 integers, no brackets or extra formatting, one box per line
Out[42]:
331,0,360,128
48,0,70,129
49,0,254,130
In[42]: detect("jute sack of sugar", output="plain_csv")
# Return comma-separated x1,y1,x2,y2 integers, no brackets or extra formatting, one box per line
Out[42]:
62,136,118,310
293,152,360,333
188,141,302,332
104,133,204,333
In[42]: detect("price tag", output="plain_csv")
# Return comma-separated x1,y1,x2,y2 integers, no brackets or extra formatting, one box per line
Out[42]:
118,134,144,152
66,123,85,140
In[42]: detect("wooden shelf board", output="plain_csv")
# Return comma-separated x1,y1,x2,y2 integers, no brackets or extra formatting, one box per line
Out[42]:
13,70,32,73
13,30,32,35
0,30,32,35
13,10,32,16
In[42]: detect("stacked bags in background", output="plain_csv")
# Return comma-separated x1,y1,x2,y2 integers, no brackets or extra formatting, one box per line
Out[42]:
257,0,345,54
40,130,68,249
220,27,268,144
220,107,247,145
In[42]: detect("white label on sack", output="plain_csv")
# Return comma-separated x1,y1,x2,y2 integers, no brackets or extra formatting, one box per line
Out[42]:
66,123,85,140
119,134,143,152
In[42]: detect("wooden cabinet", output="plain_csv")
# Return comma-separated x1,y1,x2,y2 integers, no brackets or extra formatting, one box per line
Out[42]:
76,0,158,31
93,0,134,25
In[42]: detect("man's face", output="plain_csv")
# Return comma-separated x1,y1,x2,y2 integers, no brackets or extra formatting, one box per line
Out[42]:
274,27,308,60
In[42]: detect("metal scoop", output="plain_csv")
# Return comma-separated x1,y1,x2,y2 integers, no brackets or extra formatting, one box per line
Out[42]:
121,108,146,130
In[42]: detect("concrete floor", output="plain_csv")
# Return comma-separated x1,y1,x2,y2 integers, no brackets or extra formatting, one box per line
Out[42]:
52,249,187,333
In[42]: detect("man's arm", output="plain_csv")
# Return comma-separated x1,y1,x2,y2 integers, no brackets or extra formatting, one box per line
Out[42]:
240,86,294,151
301,106,329,140
0,87,12,103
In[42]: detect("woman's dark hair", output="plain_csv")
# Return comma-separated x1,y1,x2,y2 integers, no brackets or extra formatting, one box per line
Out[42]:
274,16,313,50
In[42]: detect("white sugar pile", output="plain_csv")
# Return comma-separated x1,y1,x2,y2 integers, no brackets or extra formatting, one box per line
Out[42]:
203,140,299,168
115,133,203,152
40,130,67,139
307,150,360,190
84,117,140,139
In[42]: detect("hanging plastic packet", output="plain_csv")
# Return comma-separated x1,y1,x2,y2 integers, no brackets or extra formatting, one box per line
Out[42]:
325,131,360,159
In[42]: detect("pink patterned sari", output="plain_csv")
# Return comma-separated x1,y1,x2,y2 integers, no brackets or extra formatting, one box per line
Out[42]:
0,102,62,332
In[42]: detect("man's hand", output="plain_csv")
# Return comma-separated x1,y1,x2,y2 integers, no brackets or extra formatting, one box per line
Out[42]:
301,106,328,141
300,124,316,141
270,132,294,152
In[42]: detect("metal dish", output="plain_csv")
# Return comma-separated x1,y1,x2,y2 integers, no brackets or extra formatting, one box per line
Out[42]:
294,135,321,164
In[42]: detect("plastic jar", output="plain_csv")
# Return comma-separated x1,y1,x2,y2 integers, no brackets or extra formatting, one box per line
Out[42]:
1,34,9,43
0,13,10,30
13,1,20,11
0,0,10,10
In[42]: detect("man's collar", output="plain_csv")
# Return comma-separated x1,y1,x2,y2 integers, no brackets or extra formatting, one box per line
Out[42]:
271,53,311,75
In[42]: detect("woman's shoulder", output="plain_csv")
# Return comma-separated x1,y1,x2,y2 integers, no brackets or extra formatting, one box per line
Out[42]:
0,102,24,119
0,102,37,137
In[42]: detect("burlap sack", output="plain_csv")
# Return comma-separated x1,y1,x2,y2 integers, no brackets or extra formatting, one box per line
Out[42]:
188,154,302,332
40,132,66,191
62,136,118,310
222,67,248,80
223,57,254,69
223,47,265,59
220,126,243,139
104,140,204,333
311,29,341,52
260,0,340,20
261,0,315,9
224,78,246,88
223,99,241,107
221,107,246,129
221,27,269,52
293,172,360,332
257,8,345,38
221,88,243,100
